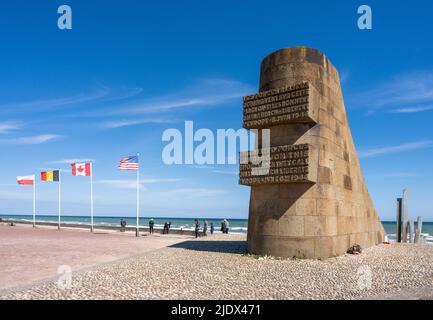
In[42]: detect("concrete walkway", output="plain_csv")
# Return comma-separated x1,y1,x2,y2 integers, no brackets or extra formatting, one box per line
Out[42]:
0,224,190,290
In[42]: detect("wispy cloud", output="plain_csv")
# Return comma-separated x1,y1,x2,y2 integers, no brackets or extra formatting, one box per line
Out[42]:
0,190,32,201
358,140,433,159
212,169,238,175
47,158,96,164
365,172,418,179
0,121,22,134
36,168,69,173
194,165,238,175
99,118,176,129
348,71,433,114
390,105,433,114
0,134,64,145
0,85,142,115
164,188,228,197
339,69,350,86
84,79,254,117
96,178,182,189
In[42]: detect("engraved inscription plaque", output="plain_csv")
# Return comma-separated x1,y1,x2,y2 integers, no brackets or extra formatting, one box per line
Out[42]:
239,144,317,186
242,82,318,129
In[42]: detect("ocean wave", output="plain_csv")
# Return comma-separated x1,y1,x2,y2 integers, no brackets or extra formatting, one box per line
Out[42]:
386,233,432,244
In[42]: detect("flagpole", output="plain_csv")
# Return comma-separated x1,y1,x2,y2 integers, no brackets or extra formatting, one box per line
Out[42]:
33,176,36,228
90,163,94,233
136,153,140,237
58,170,61,230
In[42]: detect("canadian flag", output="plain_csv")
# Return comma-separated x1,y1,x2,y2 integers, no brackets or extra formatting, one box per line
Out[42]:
72,163,91,176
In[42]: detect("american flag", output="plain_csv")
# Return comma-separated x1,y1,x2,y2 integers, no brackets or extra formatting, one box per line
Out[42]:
118,155,139,171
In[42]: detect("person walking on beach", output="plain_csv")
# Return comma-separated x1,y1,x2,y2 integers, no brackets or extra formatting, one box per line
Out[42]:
224,219,230,234
210,222,214,235
168,221,171,233
163,221,169,234
221,219,229,234
203,220,208,236
120,218,126,232
149,218,155,234
194,219,200,238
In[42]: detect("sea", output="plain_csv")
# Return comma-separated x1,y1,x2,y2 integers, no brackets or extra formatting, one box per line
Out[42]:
0,214,432,244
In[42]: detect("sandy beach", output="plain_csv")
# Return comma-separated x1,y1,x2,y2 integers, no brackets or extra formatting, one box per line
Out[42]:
1,223,433,300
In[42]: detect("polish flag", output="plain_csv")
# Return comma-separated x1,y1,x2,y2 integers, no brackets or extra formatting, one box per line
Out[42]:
17,175,35,185
71,163,91,176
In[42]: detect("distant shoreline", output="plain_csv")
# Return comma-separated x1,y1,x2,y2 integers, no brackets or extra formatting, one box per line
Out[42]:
0,218,245,236
1,214,432,242
0,213,249,221
1,213,431,223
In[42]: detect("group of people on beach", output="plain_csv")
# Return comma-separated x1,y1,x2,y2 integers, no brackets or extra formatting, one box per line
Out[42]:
119,218,230,237
193,219,229,238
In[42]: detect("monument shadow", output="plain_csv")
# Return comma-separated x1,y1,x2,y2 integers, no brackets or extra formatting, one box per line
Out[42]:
169,240,247,254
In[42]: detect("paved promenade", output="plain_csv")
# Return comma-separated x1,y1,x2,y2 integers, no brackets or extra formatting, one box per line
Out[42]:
0,224,189,290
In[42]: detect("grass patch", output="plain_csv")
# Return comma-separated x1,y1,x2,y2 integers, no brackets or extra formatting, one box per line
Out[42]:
242,253,284,260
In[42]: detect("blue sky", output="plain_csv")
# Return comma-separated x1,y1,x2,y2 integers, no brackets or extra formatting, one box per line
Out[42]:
0,0,432,220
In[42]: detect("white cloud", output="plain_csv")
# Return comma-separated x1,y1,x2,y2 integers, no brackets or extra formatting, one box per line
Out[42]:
365,172,418,179
0,121,22,134
0,190,32,201
358,140,433,159
348,71,433,114
390,105,433,113
0,134,64,145
339,69,350,86
36,168,69,173
194,165,238,175
99,118,176,129
212,169,238,175
96,178,182,189
0,85,142,114
48,158,96,164
164,188,228,197
82,78,254,117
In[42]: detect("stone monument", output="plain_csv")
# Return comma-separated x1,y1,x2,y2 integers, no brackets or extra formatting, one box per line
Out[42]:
239,46,385,259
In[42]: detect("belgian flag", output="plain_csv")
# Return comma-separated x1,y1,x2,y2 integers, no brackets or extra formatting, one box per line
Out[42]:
41,170,60,182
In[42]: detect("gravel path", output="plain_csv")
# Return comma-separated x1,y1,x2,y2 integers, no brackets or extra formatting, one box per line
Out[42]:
1,235,433,300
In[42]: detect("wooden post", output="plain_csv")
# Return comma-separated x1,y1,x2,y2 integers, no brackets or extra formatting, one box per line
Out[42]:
409,218,415,243
415,216,423,244
401,189,409,243
396,198,402,242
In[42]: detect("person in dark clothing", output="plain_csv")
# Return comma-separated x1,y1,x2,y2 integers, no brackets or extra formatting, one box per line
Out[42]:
194,219,200,238
168,221,171,233
149,218,155,234
120,218,126,232
203,220,208,236
210,222,214,235
163,221,169,234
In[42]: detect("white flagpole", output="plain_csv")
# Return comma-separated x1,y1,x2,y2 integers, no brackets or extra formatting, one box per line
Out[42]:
136,153,140,237
33,176,36,228
90,163,94,233
58,170,61,230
